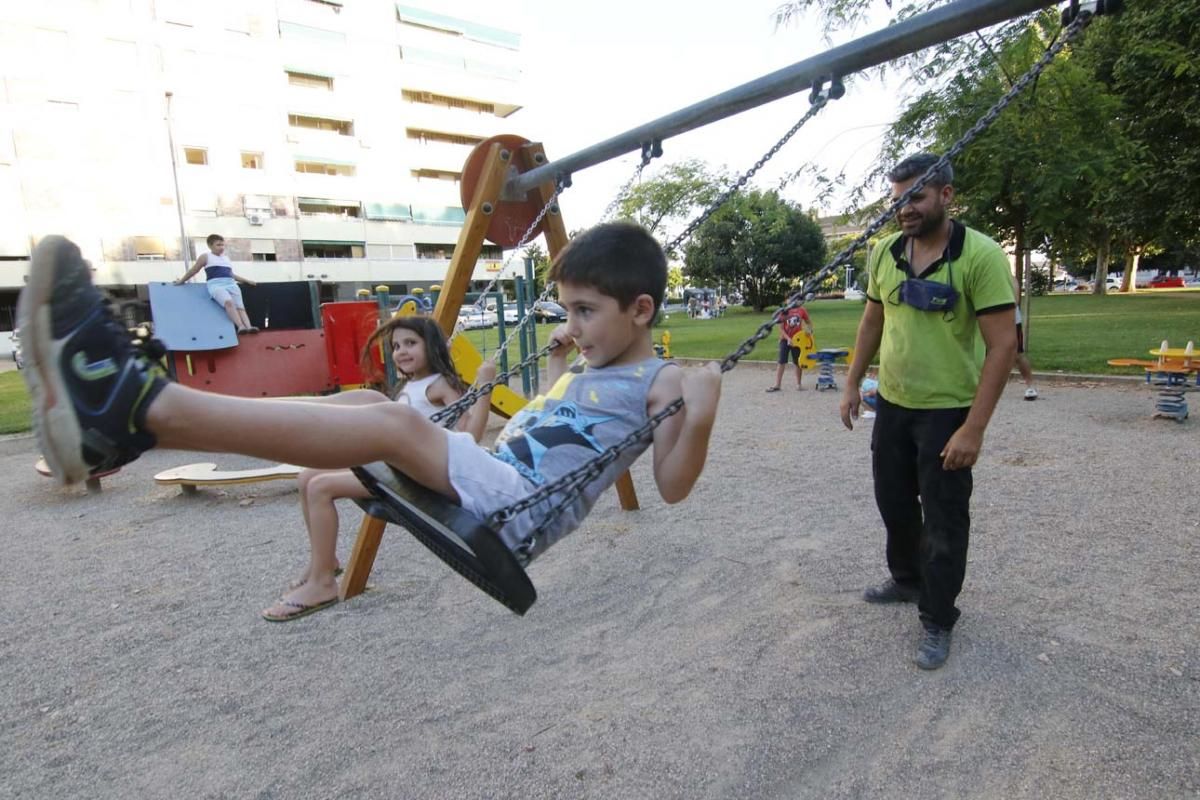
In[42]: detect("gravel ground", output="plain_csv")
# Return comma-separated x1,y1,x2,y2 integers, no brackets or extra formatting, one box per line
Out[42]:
1,366,1197,799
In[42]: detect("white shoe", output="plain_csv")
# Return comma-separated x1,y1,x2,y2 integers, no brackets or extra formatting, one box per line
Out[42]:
1024,387,1038,400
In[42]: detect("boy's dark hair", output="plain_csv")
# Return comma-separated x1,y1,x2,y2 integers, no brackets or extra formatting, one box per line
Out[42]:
548,222,666,317
887,153,953,189
206,233,224,247
362,314,466,397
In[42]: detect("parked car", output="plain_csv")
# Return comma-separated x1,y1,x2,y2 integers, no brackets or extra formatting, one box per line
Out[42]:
485,301,520,325
11,327,23,369
532,300,567,322
843,287,866,301
457,305,496,330
1148,275,1185,289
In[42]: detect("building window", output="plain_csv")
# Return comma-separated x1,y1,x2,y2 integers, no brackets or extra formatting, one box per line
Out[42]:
401,89,496,116
250,239,277,261
134,236,166,260
241,151,264,169
184,147,207,165
395,5,520,50
286,70,334,90
410,168,461,183
415,243,450,259
298,197,361,217
295,159,355,176
278,21,346,45
406,128,483,147
412,243,497,259
288,113,354,136
303,241,363,259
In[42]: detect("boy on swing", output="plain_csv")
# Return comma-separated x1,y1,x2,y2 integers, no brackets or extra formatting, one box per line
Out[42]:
20,223,723,605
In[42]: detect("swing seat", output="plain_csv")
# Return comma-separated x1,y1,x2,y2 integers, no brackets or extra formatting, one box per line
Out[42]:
351,461,537,615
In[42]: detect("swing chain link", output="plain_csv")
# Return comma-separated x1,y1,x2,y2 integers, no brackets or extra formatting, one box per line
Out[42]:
716,10,1092,377
487,11,1094,550
600,142,656,222
433,181,566,428
664,89,831,256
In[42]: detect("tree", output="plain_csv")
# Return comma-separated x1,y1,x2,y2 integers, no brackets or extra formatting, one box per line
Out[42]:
683,190,826,311
612,159,730,249
521,241,551,296
666,265,685,299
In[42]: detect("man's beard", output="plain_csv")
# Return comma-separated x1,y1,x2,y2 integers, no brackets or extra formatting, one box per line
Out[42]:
910,206,946,239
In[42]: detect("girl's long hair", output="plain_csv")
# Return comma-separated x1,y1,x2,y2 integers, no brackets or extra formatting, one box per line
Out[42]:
362,315,467,398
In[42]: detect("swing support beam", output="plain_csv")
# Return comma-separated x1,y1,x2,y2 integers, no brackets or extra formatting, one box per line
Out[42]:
509,0,1059,196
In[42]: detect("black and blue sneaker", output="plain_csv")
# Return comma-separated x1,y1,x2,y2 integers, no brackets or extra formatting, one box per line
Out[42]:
17,236,169,484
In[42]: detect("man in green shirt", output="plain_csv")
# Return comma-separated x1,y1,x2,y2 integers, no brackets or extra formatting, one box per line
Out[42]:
840,153,1017,670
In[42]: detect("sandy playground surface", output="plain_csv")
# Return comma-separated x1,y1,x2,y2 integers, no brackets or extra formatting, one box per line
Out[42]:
0,366,1197,799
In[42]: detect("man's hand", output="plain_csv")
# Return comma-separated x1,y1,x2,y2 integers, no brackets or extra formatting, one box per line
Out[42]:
941,424,984,470
840,385,861,430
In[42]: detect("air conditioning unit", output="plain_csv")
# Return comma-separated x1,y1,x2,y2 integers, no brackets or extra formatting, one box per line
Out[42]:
247,213,265,226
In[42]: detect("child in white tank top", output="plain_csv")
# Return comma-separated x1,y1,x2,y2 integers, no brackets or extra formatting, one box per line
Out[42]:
262,316,495,621
173,234,260,335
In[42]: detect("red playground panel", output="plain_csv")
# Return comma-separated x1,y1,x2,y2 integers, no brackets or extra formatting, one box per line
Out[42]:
321,301,385,388
172,329,334,397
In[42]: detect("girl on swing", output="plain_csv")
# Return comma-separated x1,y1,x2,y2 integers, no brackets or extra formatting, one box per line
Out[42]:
19,222,723,611
265,315,496,621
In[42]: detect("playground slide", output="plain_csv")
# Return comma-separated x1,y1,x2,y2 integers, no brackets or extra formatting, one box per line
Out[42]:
147,283,238,351
449,335,531,419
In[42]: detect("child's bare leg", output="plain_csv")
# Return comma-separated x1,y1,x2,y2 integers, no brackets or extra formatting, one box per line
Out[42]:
264,470,369,615
1016,352,1035,386
222,300,243,328
145,384,456,497
794,363,805,389
770,363,785,390
281,389,390,406
237,308,253,330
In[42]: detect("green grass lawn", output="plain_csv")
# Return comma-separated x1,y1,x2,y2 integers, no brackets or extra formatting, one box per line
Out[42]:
0,371,32,435
1,291,1195,435
464,291,1200,375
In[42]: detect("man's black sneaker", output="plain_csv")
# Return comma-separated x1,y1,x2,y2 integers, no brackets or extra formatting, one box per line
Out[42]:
863,579,920,604
915,624,952,670
16,236,169,484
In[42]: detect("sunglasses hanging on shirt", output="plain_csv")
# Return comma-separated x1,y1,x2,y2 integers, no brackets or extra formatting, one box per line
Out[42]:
887,240,959,321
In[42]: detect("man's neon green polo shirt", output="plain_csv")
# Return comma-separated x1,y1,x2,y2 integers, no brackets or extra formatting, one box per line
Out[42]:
865,220,1014,409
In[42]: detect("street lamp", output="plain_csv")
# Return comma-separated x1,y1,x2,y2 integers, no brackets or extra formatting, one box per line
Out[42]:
164,91,190,268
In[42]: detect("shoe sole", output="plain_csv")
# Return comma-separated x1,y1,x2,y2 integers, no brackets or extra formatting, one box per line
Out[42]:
16,236,89,485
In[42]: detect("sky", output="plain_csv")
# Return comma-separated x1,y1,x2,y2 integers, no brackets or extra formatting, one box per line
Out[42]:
460,0,908,230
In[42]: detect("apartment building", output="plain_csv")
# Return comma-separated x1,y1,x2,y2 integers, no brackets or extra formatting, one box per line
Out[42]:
0,0,524,349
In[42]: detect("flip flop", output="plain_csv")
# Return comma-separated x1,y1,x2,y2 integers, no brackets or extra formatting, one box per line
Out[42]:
261,596,338,622
765,386,781,393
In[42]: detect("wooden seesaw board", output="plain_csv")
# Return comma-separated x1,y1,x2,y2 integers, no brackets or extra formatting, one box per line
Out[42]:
154,462,302,494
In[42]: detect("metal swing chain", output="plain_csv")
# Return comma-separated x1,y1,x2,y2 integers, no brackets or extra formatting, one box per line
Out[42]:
432,182,565,428
489,11,1093,548
664,90,831,256
438,145,666,428
716,10,1092,376
490,85,837,541
600,142,655,222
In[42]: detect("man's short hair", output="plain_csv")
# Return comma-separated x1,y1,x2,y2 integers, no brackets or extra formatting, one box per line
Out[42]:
887,153,953,189
548,222,667,316
206,233,224,247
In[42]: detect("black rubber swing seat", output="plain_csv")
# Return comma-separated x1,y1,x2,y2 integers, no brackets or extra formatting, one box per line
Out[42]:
351,461,537,615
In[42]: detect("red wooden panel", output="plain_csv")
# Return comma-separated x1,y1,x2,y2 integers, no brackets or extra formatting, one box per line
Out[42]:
173,329,334,397
320,301,384,388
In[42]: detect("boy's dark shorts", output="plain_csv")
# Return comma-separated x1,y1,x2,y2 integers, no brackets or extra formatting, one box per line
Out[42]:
778,339,802,365
1016,324,1025,354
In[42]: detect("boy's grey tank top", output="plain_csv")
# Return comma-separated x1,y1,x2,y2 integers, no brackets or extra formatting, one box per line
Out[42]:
490,356,675,556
